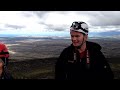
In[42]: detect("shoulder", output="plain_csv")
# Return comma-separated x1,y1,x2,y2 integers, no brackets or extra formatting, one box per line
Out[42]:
86,41,102,50
60,44,73,56
62,44,73,52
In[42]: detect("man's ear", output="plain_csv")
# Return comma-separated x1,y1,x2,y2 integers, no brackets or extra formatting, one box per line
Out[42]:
84,34,88,40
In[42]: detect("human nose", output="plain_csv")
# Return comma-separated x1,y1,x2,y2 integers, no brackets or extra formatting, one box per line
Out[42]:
71,36,77,41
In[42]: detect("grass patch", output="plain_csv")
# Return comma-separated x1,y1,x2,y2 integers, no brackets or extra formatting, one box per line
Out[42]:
110,63,120,79
7,57,120,79
12,69,54,79
8,58,57,79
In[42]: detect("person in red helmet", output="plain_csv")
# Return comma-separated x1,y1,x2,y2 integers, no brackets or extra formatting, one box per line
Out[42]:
55,21,114,80
0,42,12,79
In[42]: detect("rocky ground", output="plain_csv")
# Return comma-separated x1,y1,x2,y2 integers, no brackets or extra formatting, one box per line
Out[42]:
1,37,120,79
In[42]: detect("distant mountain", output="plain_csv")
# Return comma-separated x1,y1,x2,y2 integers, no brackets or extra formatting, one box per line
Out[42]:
98,31,120,36
0,34,18,37
0,31,120,39
89,31,120,38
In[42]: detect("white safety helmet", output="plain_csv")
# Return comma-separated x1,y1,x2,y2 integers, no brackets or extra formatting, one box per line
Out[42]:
70,21,89,35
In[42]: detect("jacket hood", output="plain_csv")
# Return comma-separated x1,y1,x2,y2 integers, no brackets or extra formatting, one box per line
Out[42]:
86,41,101,51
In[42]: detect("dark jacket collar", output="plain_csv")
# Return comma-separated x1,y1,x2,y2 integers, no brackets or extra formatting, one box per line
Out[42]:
70,41,101,51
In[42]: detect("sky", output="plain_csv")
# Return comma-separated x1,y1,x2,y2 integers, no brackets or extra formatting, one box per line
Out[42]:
0,11,120,37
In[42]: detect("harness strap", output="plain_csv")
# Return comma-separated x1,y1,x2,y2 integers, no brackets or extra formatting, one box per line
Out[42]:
73,49,90,69
86,50,90,69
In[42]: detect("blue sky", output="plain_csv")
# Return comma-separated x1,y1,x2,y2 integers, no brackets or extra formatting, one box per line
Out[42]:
0,11,120,37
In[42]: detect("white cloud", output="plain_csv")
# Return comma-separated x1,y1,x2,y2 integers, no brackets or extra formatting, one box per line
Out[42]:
0,11,46,34
40,11,90,27
0,11,120,36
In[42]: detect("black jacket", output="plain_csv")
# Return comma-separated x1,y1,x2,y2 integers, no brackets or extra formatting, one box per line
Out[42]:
55,41,114,80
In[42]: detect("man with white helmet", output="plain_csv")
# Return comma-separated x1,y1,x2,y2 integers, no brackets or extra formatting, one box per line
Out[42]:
55,21,114,80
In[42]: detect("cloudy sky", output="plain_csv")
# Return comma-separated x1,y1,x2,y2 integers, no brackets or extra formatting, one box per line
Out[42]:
0,11,120,37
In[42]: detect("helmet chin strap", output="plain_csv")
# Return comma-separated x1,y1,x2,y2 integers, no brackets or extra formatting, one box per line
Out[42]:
75,37,85,49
